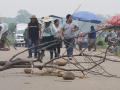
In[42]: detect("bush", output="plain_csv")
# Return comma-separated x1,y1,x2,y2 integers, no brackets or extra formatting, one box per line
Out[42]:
114,46,120,57
97,40,104,46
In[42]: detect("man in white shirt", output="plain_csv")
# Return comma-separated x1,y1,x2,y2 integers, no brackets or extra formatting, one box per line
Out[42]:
62,14,77,60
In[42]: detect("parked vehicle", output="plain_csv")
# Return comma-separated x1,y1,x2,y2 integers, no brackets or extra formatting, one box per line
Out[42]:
14,23,27,46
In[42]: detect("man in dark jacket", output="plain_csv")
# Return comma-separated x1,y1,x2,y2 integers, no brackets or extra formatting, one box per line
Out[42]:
88,26,96,51
28,15,41,58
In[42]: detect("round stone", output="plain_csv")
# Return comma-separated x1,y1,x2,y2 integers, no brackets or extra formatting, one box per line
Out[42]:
24,69,32,74
62,71,75,80
55,59,67,66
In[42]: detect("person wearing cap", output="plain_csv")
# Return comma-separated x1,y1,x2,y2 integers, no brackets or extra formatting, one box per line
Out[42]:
62,14,77,60
41,17,56,60
28,15,41,58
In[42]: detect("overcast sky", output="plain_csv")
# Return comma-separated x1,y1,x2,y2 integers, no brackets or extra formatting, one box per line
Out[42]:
0,0,120,17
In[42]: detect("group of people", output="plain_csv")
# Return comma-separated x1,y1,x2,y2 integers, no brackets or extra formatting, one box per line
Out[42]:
105,31,120,45
76,26,97,52
26,14,97,61
105,31,120,53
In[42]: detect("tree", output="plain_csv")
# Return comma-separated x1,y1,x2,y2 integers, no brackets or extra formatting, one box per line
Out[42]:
15,9,32,23
8,23,16,33
3,17,17,24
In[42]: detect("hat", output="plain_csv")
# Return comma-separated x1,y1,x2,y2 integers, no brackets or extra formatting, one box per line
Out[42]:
30,15,37,19
41,16,53,22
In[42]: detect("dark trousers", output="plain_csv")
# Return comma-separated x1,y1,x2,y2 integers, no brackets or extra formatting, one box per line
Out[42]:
55,47,60,55
41,36,56,59
53,38,62,57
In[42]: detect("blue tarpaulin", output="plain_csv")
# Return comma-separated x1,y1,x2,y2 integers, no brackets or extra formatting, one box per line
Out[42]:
72,11,102,24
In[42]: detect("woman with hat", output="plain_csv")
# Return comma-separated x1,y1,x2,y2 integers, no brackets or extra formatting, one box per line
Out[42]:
28,15,41,58
41,17,56,60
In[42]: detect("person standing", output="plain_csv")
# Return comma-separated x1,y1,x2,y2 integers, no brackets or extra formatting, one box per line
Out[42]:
88,26,96,51
41,17,56,60
53,19,62,57
76,32,84,51
28,15,41,58
62,14,77,60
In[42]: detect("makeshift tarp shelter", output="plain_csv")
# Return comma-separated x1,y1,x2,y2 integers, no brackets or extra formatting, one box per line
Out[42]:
72,11,102,24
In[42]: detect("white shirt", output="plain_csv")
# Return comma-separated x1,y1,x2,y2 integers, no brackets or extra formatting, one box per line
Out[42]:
42,23,56,37
52,24,62,38
63,23,75,39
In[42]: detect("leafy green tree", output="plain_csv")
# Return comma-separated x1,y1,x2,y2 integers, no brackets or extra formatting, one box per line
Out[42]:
15,9,32,23
3,18,17,24
8,23,16,33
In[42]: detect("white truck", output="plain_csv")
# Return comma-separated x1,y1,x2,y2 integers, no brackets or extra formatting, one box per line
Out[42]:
15,23,27,46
